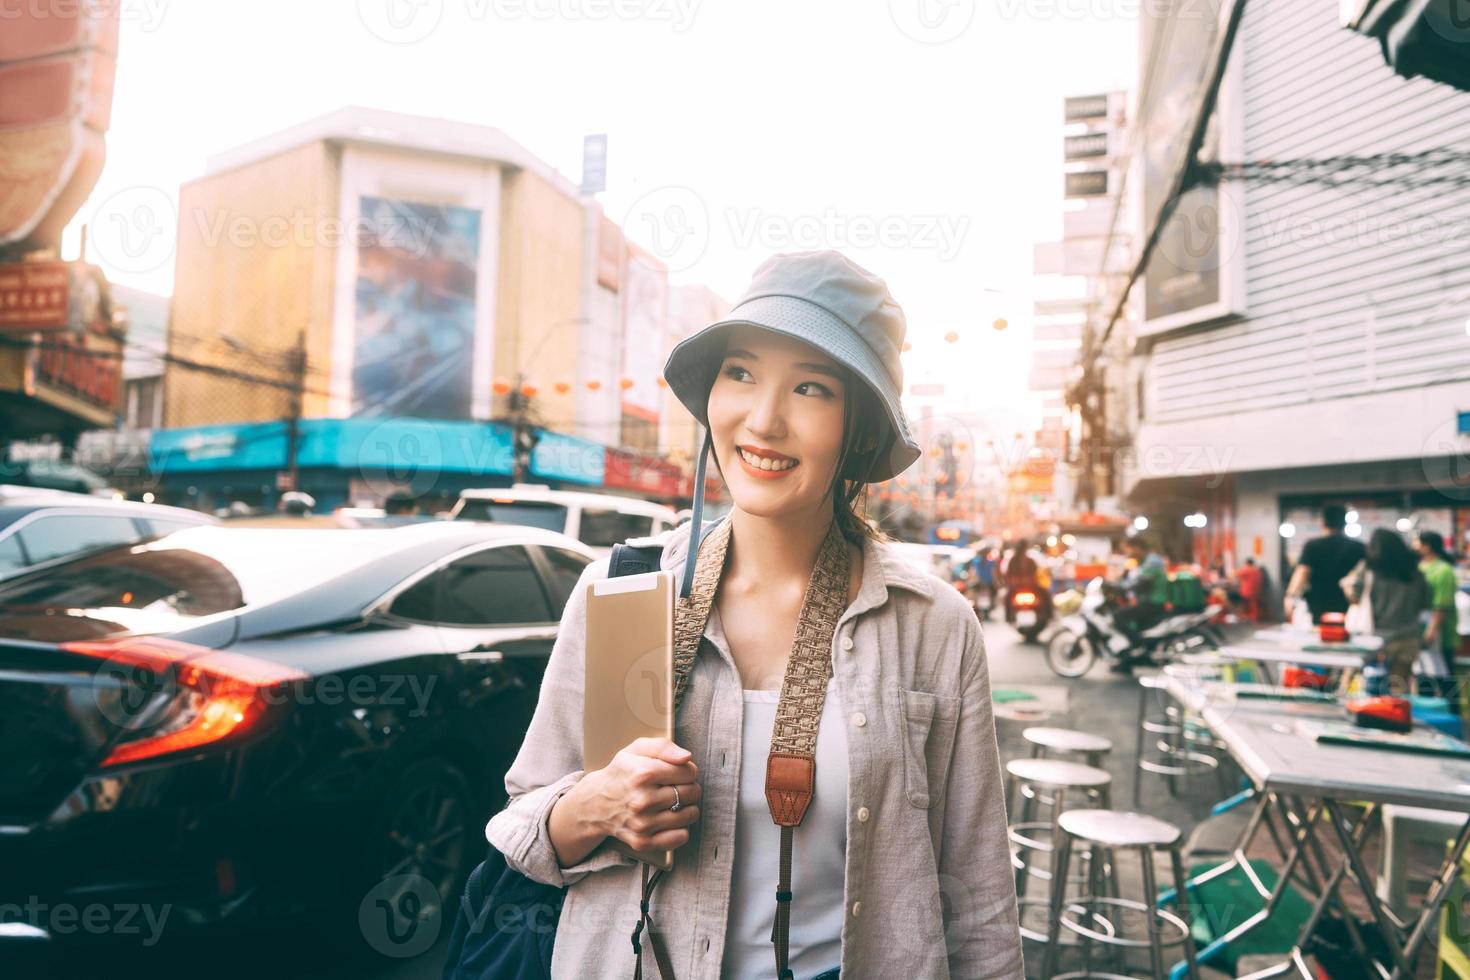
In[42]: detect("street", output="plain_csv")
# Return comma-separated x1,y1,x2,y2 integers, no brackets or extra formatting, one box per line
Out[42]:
14,617,1217,980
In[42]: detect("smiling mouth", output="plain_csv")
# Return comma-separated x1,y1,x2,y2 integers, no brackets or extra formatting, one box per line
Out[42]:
737,447,800,471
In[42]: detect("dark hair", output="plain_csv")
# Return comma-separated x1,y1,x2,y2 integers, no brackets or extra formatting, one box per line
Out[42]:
1323,503,1348,531
828,371,889,546
1366,528,1418,582
1419,529,1449,561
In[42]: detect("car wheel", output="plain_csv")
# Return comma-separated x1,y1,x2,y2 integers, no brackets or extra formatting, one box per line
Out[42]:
352,757,477,960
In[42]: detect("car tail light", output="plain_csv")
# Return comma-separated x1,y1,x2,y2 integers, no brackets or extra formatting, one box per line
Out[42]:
1014,591,1038,607
62,637,308,768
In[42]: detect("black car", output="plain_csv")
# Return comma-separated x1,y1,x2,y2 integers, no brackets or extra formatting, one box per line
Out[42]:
0,521,594,956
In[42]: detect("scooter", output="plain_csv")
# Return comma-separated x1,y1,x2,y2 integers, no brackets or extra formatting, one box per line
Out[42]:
1005,582,1053,643
1045,578,1223,677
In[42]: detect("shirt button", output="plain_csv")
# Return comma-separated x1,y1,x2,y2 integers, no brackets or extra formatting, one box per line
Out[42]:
851,901,863,918
840,635,854,651
857,806,870,822
851,712,867,728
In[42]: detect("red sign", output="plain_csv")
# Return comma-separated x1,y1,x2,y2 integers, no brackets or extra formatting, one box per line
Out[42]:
0,261,70,331
33,331,120,412
604,448,682,498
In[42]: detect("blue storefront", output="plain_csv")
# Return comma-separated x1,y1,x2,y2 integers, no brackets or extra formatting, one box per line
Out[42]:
148,418,606,514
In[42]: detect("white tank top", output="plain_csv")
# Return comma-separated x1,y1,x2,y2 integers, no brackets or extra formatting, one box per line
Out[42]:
721,679,848,978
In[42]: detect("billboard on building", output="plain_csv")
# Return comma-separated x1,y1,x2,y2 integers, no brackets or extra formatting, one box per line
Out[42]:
351,196,481,418
1139,0,1246,336
621,244,667,432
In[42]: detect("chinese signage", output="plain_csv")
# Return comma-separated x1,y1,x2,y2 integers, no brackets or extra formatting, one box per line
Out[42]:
0,261,71,331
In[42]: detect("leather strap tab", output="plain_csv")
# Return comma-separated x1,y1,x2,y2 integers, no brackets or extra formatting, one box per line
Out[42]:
765,752,816,827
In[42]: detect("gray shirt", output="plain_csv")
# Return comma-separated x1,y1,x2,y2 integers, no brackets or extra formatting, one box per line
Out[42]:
484,520,1024,979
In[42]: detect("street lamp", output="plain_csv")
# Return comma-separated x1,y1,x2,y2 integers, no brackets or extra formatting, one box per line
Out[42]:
1279,522,1297,538
1132,515,1149,531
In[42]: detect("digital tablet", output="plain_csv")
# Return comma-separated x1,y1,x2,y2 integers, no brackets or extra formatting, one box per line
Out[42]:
584,569,677,870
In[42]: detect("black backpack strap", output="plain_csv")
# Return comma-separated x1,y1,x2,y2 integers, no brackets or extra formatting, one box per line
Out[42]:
608,540,668,579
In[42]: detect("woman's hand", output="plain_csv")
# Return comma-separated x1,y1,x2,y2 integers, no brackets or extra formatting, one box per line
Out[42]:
548,737,702,867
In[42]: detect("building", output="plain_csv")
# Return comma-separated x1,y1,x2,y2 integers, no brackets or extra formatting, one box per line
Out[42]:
154,107,722,512
1096,0,1470,581
1033,90,1138,521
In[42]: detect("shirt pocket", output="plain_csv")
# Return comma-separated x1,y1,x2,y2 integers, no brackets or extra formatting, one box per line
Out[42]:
899,688,963,809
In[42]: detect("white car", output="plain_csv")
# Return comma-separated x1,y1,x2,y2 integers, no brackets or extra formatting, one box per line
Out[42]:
451,484,678,555
0,485,216,579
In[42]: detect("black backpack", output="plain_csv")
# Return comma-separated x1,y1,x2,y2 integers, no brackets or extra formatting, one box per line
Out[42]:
441,537,667,980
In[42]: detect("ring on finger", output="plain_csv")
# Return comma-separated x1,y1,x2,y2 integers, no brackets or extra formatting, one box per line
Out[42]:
670,785,683,813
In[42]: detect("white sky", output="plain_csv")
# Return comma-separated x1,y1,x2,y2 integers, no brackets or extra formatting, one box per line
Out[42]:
63,0,1137,426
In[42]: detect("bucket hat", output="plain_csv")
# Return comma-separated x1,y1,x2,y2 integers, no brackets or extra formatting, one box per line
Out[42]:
663,250,923,596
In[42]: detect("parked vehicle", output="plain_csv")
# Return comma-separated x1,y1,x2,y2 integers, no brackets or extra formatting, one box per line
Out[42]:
452,484,677,554
1005,583,1053,642
1045,577,1224,677
887,541,962,581
0,486,215,580
0,520,596,948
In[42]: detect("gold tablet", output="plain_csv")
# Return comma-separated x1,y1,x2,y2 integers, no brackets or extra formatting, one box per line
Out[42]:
584,569,676,870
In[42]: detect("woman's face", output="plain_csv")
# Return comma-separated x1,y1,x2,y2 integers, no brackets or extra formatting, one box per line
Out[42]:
706,325,848,521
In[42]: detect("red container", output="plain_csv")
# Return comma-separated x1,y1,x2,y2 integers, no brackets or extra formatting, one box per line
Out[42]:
1319,612,1347,643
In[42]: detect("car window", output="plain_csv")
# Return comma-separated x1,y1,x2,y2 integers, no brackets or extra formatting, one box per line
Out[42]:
579,509,654,548
453,499,568,533
387,569,440,622
0,533,26,575
540,547,592,618
439,545,552,626
17,515,142,565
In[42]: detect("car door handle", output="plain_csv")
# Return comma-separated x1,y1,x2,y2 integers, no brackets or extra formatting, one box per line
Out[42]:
458,648,504,663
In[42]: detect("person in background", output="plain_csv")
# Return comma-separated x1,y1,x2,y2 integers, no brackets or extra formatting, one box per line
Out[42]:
1284,503,1366,624
1419,530,1461,709
1118,535,1169,636
1236,557,1264,624
1342,529,1428,693
384,492,420,516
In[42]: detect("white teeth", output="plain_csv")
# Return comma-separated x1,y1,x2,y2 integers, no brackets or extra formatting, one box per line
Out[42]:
740,449,797,471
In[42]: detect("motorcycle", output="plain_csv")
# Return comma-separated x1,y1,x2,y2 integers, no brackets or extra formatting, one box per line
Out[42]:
1045,578,1224,677
1005,582,1053,643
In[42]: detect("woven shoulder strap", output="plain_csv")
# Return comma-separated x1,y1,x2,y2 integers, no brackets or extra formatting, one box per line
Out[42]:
633,517,850,980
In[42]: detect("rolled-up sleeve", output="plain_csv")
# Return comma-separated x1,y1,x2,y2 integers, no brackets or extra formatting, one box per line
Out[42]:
485,557,636,887
938,613,1024,978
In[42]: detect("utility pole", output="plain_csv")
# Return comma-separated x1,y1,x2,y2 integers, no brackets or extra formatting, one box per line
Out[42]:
283,330,305,493
509,373,540,484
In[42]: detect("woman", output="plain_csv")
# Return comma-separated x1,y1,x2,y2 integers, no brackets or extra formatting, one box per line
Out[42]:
1342,528,1429,691
485,251,1023,979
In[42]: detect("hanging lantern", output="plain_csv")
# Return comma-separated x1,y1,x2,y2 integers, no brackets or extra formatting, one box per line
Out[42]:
943,330,959,344
554,381,571,395
492,378,512,396
587,379,602,391
619,377,635,391
956,442,968,452
655,376,668,388
520,383,538,398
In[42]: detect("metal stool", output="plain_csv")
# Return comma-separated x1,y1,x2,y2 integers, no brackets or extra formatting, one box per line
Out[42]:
1005,758,1113,942
1024,727,1114,769
1132,674,1218,806
1042,809,1200,980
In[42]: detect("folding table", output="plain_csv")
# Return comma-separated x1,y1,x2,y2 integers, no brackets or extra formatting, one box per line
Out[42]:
1157,672,1470,980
